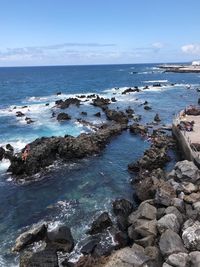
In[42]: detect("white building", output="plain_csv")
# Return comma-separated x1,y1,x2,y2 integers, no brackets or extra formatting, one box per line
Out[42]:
192,61,200,66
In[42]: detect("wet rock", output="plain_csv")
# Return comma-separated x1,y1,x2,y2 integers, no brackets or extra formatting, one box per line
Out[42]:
56,98,80,109
129,123,148,135
144,105,152,110
8,122,126,176
6,144,14,152
80,111,87,116
45,103,49,106
46,225,74,252
104,108,128,124
16,111,25,117
157,214,180,234
159,229,187,257
182,221,200,250
166,253,188,267
122,87,140,94
111,97,117,102
94,112,101,117
57,112,71,121
80,236,101,255
56,92,62,95
112,199,133,217
114,231,130,249
20,249,58,267
26,118,34,124
87,212,112,235
125,108,134,116
92,96,110,108
154,113,161,122
0,147,5,160
153,83,161,87
12,224,47,252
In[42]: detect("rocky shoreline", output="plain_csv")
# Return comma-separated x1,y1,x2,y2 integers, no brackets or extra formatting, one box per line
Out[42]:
2,94,200,266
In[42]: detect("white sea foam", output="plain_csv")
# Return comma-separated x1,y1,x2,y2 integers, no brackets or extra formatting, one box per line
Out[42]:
144,80,168,83
0,159,10,172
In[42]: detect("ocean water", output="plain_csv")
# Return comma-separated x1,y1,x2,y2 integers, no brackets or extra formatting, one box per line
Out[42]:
0,64,199,266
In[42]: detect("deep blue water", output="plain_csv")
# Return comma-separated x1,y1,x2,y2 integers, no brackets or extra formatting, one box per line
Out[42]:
0,64,199,266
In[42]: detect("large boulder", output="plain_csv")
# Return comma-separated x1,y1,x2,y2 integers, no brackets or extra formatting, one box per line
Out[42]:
20,249,58,267
157,214,180,234
112,199,133,217
188,251,200,267
129,123,148,135
172,160,200,183
87,212,112,235
12,224,47,252
102,244,151,267
182,221,200,251
46,225,74,252
166,253,188,267
159,229,187,257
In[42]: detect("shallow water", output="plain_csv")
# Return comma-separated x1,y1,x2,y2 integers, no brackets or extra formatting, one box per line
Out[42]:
0,64,199,266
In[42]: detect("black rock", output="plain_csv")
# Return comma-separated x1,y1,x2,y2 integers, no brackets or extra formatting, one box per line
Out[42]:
87,212,112,235
0,147,5,161
154,113,161,122
111,97,117,102
46,225,74,253
104,108,128,125
80,237,100,255
6,144,14,152
92,96,110,108
16,111,25,117
144,105,152,110
20,249,58,267
56,98,80,109
94,112,101,117
57,113,71,121
57,92,62,95
81,111,87,116
113,199,133,217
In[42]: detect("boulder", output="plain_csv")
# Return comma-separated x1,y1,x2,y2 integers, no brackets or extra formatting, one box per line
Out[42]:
154,183,176,207
102,244,150,267
182,221,200,250
57,113,71,121
87,212,112,235
20,249,58,267
94,112,101,117
159,229,187,257
157,214,180,234
154,114,161,122
46,225,74,252
128,219,157,240
16,111,25,117
112,199,133,217
0,147,5,160
172,160,200,183
166,253,188,267
81,111,87,116
144,105,152,110
80,236,101,255
188,251,200,267
184,193,200,204
12,224,47,252
6,144,14,152
165,206,184,225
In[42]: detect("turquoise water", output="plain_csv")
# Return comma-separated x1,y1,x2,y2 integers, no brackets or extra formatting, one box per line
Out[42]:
0,64,199,266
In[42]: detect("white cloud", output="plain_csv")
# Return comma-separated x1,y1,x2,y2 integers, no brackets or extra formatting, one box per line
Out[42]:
152,42,164,49
181,44,200,55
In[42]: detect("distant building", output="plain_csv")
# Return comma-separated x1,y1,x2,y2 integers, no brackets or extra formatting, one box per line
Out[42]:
192,61,200,66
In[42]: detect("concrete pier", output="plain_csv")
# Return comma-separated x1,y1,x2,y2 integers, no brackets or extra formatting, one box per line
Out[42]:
172,110,200,168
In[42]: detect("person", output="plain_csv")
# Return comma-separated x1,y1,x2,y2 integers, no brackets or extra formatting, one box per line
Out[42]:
22,149,28,162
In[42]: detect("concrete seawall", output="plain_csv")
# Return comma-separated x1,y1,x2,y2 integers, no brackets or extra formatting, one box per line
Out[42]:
172,117,200,168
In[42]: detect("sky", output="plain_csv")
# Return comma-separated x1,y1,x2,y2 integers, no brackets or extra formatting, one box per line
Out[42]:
0,0,200,66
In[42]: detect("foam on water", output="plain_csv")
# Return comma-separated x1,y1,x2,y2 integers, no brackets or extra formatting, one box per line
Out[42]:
144,80,168,83
0,159,10,173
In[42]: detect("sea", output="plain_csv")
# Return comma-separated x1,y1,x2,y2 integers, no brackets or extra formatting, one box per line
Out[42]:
0,63,199,266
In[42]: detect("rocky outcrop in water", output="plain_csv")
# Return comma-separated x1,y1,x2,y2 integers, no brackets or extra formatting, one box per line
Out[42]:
92,96,110,108
8,122,127,177
57,112,71,121
55,98,81,109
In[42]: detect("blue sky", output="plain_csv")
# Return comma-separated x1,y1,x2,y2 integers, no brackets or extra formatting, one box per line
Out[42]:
0,0,200,66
